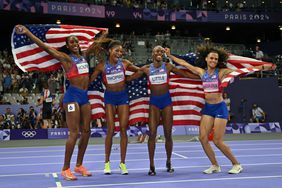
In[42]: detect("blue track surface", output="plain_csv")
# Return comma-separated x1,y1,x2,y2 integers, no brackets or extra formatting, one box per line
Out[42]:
0,140,282,188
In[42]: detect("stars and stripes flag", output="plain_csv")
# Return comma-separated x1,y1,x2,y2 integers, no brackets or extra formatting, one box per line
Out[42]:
88,53,275,127
11,24,107,72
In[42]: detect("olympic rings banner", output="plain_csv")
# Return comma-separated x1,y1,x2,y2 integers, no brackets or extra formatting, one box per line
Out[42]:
10,129,48,140
1,122,280,140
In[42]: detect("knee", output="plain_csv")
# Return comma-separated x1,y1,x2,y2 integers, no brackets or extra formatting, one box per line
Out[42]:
213,139,224,148
148,131,157,139
119,127,128,137
106,128,115,137
69,129,79,139
81,128,90,136
199,134,208,144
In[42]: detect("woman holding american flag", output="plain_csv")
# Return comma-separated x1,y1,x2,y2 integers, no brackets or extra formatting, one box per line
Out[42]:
15,25,93,180
165,43,275,174
87,38,140,175
127,45,199,176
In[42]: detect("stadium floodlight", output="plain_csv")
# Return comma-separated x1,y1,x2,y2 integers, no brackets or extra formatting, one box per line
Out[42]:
257,38,261,43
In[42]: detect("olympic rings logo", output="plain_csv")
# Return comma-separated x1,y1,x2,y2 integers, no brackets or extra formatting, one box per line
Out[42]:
22,131,37,138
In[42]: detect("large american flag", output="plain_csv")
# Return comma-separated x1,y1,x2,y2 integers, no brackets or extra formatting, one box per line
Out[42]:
11,24,107,72
88,53,275,126
88,67,205,127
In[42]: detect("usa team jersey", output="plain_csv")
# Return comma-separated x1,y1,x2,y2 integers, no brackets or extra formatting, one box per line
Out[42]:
148,62,169,85
201,68,222,93
66,55,89,79
103,59,125,85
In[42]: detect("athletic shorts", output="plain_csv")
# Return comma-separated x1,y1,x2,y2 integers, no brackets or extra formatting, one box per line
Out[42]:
149,92,172,110
63,85,89,106
201,101,229,120
104,89,129,106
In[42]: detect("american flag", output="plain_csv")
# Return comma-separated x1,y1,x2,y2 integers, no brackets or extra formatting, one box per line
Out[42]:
88,53,275,126
11,24,107,72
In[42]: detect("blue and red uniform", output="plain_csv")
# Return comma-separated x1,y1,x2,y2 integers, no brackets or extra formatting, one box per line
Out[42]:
201,68,228,119
63,55,89,105
103,59,129,106
148,62,172,110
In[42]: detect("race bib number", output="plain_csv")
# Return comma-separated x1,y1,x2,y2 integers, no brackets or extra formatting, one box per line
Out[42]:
45,97,53,103
67,104,75,112
106,72,125,84
203,81,219,92
149,74,167,85
76,62,89,74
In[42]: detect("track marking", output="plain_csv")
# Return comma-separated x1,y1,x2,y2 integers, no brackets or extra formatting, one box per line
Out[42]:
172,152,188,159
52,173,63,188
1,147,282,159
1,153,282,167
0,140,281,152
1,162,282,177
48,175,282,188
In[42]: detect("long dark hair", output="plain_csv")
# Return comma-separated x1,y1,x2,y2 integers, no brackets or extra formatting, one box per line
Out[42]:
86,38,122,61
196,43,229,69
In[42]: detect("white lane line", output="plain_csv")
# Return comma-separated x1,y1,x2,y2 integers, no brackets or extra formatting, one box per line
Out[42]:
1,162,282,178
0,140,281,152
1,147,282,159
48,175,282,188
172,152,188,159
2,153,282,167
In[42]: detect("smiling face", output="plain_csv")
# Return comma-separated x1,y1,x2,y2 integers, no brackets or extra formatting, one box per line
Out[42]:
152,45,165,63
205,52,219,69
109,45,123,63
66,36,80,54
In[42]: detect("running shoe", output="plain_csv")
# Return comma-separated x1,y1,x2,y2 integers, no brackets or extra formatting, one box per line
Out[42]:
203,165,221,174
228,164,243,174
119,163,128,175
74,165,92,176
61,168,77,181
104,162,111,175
148,166,156,176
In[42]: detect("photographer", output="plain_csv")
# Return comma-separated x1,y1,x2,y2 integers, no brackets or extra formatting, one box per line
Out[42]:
250,103,266,123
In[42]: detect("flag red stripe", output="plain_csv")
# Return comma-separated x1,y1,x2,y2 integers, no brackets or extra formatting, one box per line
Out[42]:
25,64,62,72
46,36,94,44
16,47,45,59
47,29,98,36
20,55,54,66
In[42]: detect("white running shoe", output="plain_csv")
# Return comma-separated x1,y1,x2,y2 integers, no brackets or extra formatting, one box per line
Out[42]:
228,164,243,174
203,165,221,174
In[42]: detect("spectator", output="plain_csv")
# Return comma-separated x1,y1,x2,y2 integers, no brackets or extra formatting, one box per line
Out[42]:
39,82,53,129
250,103,266,123
3,107,15,129
28,106,37,129
254,45,264,60
16,108,29,129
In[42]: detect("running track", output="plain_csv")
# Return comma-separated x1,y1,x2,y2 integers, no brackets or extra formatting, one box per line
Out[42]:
0,139,282,188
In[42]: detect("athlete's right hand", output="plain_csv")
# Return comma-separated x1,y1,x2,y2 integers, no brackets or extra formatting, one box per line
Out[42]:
15,25,28,34
164,47,171,56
